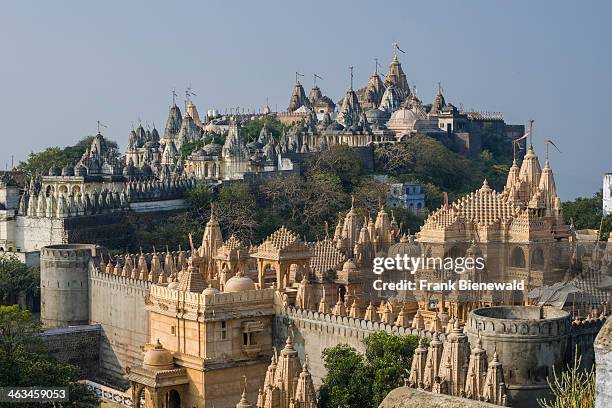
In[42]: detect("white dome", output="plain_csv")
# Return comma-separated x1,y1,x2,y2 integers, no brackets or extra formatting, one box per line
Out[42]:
224,272,256,292
387,108,418,130
202,284,221,295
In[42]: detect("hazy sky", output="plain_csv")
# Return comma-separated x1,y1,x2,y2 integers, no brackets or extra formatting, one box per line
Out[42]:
1,1,610,199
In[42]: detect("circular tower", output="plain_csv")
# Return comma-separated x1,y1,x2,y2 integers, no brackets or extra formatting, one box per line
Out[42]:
466,306,572,406
40,244,96,328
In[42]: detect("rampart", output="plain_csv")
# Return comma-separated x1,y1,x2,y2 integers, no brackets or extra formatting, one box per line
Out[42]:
273,305,446,386
89,266,152,388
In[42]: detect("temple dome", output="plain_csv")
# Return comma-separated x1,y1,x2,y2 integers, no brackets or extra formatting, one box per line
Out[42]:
388,235,421,258
61,164,75,177
143,339,174,370
365,108,390,124
342,259,358,272
202,284,220,295
387,108,418,133
224,271,256,292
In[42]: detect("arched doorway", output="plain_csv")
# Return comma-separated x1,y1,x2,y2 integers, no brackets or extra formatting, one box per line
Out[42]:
167,389,180,408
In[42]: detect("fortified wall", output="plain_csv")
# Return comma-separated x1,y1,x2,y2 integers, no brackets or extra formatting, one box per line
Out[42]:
89,267,151,387
273,305,447,386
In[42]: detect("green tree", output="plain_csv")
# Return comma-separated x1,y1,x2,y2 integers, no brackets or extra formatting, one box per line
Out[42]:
318,332,421,408
364,332,421,406
0,305,98,407
375,134,512,197
562,191,611,239
318,345,372,408
0,255,39,306
307,145,364,191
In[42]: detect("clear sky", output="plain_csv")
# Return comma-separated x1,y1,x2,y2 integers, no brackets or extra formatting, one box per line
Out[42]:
1,1,610,200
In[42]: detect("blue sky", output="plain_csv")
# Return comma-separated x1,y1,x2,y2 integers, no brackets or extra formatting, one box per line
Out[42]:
1,1,610,199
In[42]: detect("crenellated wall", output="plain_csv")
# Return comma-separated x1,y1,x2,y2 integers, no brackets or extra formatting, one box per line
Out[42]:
273,305,446,387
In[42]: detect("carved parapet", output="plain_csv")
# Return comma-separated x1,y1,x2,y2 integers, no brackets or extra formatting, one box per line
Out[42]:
41,244,97,261
467,306,572,339
148,285,275,320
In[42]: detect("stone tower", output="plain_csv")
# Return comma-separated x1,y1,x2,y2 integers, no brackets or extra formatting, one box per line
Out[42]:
40,244,97,328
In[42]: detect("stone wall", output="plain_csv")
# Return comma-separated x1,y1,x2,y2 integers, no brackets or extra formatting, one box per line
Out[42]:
41,325,101,380
89,268,152,389
273,306,446,387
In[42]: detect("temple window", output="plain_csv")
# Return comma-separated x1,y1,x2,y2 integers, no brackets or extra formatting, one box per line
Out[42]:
241,321,264,358
510,247,526,268
220,321,227,340
531,248,545,267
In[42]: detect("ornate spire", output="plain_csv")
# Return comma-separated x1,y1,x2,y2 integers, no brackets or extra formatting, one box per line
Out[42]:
408,336,428,388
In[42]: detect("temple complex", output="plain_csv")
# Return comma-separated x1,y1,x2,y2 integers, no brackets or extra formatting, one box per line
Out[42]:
36,160,609,406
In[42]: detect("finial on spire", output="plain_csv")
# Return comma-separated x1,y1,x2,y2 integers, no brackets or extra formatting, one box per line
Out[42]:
348,66,354,90
351,193,356,209
545,139,561,162
437,81,443,95
295,71,304,84
374,57,379,75
186,85,196,102
528,119,535,148
171,89,177,106
392,41,405,60
96,120,107,135
314,73,322,86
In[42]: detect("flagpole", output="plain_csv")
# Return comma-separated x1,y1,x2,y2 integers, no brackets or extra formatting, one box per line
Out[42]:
528,119,534,148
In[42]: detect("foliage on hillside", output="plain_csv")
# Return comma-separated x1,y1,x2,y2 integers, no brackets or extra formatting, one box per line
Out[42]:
374,134,511,209
318,331,423,408
113,133,520,251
